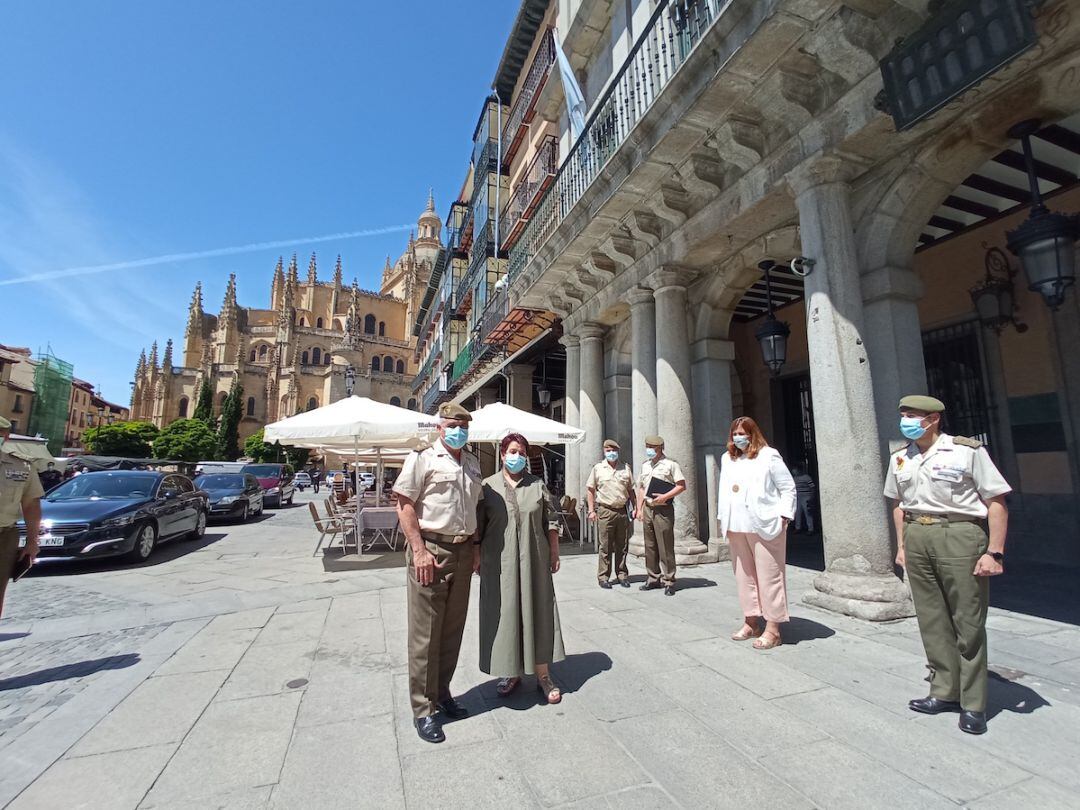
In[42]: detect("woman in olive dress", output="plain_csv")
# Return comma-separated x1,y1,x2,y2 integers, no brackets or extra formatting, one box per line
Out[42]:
475,432,565,703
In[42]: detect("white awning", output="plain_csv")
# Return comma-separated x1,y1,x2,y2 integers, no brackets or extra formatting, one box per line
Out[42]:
263,396,439,450
467,402,585,445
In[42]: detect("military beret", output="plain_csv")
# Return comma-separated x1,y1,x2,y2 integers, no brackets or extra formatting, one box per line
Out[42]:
438,401,472,422
644,435,665,446
898,395,945,413
0,416,10,430
603,439,620,450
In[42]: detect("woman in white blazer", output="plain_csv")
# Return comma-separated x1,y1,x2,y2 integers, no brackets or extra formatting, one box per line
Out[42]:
717,416,797,649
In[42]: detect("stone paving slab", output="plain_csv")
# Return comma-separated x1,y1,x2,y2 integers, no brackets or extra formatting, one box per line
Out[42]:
2,491,1079,808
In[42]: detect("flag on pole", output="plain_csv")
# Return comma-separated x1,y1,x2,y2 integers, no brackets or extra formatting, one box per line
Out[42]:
554,30,587,141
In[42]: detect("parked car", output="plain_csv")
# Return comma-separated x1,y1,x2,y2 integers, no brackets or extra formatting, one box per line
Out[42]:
239,463,295,507
194,461,248,476
17,471,208,563
293,471,312,491
194,473,264,522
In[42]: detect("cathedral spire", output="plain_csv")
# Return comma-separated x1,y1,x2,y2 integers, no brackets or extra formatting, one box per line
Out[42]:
161,338,173,371
148,341,159,369
221,273,238,319
136,348,147,378
333,255,343,288
426,187,435,212
185,281,204,337
287,254,299,287
307,252,318,284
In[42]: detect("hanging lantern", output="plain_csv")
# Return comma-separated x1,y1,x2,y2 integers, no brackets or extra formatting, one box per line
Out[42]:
755,260,792,376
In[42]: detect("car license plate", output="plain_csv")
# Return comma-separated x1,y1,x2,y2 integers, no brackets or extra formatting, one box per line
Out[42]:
38,536,65,547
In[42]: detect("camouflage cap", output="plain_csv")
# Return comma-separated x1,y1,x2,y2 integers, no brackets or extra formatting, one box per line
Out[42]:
644,435,664,447
603,438,620,450
898,395,945,413
438,401,472,422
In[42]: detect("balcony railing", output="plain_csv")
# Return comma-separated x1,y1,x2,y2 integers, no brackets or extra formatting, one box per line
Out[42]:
501,135,558,251
422,379,445,412
503,28,557,165
509,0,724,285
450,340,475,385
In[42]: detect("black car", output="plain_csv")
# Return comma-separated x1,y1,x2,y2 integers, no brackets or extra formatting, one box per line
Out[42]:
18,471,208,563
194,473,264,522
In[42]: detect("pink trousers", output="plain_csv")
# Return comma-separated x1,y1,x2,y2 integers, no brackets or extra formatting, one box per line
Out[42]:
728,530,789,623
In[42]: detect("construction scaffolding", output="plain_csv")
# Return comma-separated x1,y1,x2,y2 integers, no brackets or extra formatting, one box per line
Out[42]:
28,349,73,456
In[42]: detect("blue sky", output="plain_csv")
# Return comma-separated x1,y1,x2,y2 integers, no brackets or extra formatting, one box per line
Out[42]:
0,1,517,405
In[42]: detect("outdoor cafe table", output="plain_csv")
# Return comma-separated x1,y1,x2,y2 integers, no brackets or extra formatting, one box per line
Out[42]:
358,506,400,552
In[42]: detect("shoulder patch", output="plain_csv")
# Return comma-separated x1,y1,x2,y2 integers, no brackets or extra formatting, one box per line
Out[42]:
953,436,983,449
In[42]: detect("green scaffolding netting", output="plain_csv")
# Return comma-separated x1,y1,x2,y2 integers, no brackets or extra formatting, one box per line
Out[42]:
28,350,73,456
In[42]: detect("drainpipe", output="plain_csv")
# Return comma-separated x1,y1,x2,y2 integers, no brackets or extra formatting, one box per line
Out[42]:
491,87,503,256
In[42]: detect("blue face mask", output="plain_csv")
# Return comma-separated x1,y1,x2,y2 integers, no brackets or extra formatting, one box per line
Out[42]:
504,452,527,473
900,416,927,440
443,426,469,449
604,451,619,463
733,435,750,450
645,447,657,460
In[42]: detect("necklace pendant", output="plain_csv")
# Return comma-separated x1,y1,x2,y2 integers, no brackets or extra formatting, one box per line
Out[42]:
732,484,740,493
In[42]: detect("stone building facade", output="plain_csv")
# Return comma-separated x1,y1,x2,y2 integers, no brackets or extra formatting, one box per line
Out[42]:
131,197,441,442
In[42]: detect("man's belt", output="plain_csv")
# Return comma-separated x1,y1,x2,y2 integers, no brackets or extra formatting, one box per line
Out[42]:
597,503,627,511
421,531,472,544
903,513,979,526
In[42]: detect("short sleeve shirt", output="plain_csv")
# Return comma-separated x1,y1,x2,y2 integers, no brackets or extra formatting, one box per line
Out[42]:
638,457,686,491
0,451,44,527
585,462,635,507
393,443,483,537
883,434,1011,519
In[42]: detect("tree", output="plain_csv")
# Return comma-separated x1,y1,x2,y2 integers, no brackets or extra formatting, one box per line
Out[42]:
216,384,243,461
152,418,218,462
192,378,214,424
83,421,159,457
243,427,309,469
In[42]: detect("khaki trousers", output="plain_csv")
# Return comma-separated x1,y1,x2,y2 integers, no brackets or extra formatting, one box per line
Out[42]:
904,521,990,712
406,538,473,719
596,505,630,582
0,527,20,617
642,503,676,585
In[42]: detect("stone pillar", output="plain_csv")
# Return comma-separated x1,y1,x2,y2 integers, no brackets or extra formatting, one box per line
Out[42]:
651,268,713,563
628,287,658,474
793,165,913,620
579,323,606,480
692,337,735,562
860,264,927,456
562,334,581,505
506,363,535,412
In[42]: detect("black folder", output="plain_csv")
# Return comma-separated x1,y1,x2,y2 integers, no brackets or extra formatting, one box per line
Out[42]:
645,477,676,499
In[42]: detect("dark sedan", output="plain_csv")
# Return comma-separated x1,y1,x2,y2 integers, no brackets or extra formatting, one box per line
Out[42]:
17,471,208,563
194,473,264,522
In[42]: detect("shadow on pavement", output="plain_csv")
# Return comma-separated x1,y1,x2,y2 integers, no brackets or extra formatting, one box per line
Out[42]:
0,653,140,691
28,532,230,577
782,616,837,645
989,561,1080,626
457,651,614,716
986,670,1051,721
0,633,31,642
321,548,407,573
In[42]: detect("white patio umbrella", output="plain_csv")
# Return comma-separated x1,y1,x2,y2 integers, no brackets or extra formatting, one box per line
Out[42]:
264,396,440,528
467,402,585,445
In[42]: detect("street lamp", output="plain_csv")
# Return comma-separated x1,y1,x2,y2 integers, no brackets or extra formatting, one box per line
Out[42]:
970,246,1028,334
538,388,552,410
344,365,356,398
1005,119,1079,310
755,260,792,377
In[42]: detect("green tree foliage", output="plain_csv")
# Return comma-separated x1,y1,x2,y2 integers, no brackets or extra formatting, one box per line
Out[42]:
216,384,243,461
192,378,214,424
242,427,309,468
83,421,159,457
152,418,218,462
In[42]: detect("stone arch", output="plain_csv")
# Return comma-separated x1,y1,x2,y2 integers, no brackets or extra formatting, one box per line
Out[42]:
306,396,318,411
407,397,417,410
279,395,289,417
390,396,402,407
258,344,268,360
383,356,394,373
298,316,306,327
178,397,188,418
395,359,405,374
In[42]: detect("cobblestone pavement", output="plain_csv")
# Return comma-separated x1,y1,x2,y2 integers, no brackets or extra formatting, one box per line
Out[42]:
1,490,1078,809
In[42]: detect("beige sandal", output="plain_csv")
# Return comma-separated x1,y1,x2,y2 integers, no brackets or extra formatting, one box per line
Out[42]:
753,632,782,650
731,625,763,641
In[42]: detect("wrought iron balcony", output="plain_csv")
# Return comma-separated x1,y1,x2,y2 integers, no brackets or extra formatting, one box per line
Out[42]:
501,135,558,251
508,0,724,286
422,379,445,413
503,27,556,165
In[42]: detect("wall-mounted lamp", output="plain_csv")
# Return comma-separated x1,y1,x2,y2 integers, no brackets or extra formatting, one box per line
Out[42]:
755,260,792,377
1005,119,1078,311
970,245,1029,334
538,388,552,410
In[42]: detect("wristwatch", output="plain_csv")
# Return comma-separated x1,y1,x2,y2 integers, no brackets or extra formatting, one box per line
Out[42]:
987,551,1004,562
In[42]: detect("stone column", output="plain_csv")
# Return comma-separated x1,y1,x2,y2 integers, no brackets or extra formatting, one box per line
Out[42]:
793,163,913,620
562,334,581,505
651,268,713,563
692,337,735,562
628,287,658,474
506,362,535,411
860,264,927,456
579,323,606,489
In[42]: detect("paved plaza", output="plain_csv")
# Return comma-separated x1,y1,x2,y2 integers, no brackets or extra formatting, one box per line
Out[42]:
1,492,1078,809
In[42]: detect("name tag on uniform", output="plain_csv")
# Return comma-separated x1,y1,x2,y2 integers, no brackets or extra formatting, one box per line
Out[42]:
930,465,963,483
4,469,28,481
